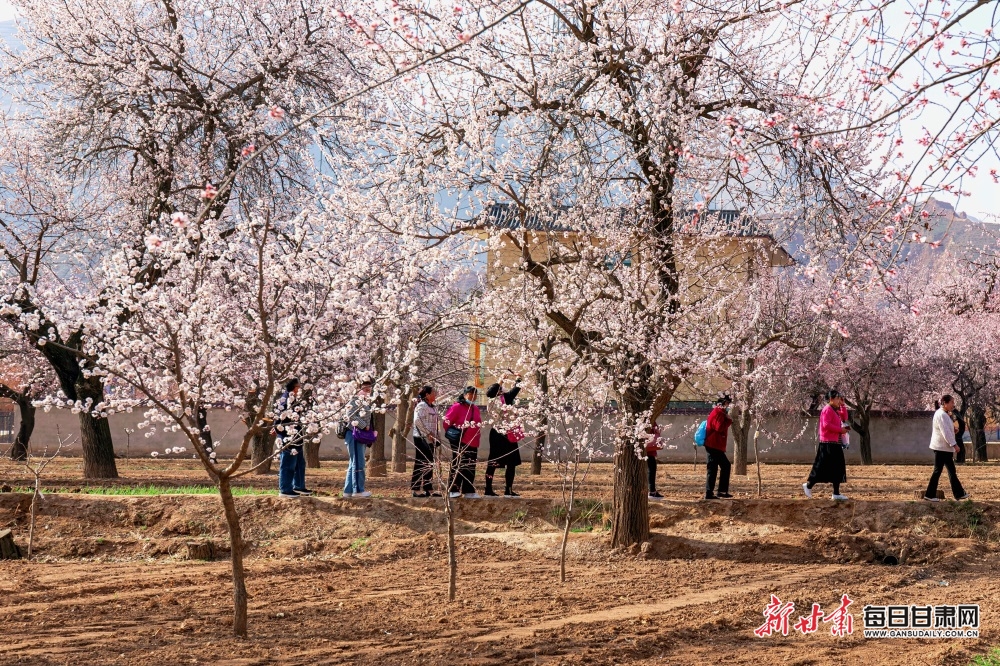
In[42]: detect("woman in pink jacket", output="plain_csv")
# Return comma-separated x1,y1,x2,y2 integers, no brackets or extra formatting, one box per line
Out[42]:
443,386,483,498
803,389,850,500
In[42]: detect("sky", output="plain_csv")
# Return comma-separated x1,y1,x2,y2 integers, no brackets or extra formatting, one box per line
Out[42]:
0,0,994,220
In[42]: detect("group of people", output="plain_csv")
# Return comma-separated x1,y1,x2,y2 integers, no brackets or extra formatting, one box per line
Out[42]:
274,376,974,504
272,376,526,500
645,390,972,502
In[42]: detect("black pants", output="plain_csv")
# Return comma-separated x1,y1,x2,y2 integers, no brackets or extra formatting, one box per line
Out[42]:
646,456,658,492
449,445,478,494
411,436,434,493
925,450,966,499
705,448,730,497
485,463,516,494
956,441,967,464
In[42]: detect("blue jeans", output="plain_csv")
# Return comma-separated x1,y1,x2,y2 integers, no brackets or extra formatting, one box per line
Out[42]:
278,440,305,494
343,431,366,494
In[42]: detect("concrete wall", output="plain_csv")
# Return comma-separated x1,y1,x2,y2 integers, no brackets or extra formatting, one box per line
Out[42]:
3,406,966,465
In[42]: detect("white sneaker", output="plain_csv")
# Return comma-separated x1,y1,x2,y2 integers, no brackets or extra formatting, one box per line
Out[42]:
354,491,372,498
449,491,462,498
923,496,941,502
279,492,300,499
802,483,812,498
464,493,481,499
832,494,849,501
342,492,353,498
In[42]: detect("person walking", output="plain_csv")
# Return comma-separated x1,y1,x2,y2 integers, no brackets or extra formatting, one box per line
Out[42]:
647,420,665,500
344,379,376,498
443,386,483,498
923,394,971,502
411,385,442,498
275,378,311,499
803,389,850,500
484,376,524,497
704,395,734,499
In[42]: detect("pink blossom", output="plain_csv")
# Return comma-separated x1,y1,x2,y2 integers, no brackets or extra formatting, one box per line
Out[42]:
170,212,189,228
241,144,255,157
269,106,285,120
203,184,218,199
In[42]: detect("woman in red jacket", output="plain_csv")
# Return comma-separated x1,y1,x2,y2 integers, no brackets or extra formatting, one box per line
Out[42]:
443,386,483,498
704,395,733,500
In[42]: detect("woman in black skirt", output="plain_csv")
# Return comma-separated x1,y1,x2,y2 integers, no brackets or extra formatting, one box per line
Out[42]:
803,389,850,501
484,377,523,497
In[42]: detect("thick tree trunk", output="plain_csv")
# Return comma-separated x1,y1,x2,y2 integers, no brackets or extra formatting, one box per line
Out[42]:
75,377,117,479
955,409,968,464
367,410,387,477
610,432,649,549
218,478,248,637
250,429,275,474
851,409,872,465
10,397,34,461
731,405,753,476
392,391,416,474
305,440,321,468
969,406,988,462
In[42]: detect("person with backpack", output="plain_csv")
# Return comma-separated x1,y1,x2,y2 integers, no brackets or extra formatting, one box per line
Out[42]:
647,420,665,499
923,394,971,502
443,386,483,498
484,376,524,497
411,385,442,498
704,395,733,500
803,389,850,500
275,377,311,499
344,379,376,498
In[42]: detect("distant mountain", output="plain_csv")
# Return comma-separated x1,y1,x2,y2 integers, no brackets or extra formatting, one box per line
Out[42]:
918,197,998,254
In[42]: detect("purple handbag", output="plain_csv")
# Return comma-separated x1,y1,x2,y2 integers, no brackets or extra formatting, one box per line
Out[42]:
352,427,378,446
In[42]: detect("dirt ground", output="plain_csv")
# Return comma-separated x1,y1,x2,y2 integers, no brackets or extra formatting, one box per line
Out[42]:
2,459,1000,665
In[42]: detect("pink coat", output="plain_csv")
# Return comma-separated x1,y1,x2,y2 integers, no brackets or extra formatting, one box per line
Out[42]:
819,404,848,443
443,401,483,448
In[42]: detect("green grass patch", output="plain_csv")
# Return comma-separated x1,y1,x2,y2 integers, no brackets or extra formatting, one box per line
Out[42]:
970,648,1000,666
9,484,276,496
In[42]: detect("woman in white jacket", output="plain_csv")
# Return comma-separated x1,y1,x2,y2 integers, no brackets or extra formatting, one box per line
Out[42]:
411,385,442,498
923,394,971,502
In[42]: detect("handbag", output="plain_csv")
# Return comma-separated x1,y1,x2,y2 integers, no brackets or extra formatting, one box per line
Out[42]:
352,426,378,447
445,426,462,445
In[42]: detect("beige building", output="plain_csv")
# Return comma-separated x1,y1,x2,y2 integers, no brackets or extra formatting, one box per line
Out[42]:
468,204,793,404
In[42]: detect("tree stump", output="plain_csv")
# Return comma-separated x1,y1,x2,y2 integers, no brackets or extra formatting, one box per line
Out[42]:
185,540,217,561
0,529,22,559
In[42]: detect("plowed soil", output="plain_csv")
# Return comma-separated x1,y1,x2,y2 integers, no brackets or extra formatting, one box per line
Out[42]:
2,460,1000,665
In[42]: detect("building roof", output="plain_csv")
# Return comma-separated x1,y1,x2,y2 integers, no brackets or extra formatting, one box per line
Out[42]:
473,203,795,265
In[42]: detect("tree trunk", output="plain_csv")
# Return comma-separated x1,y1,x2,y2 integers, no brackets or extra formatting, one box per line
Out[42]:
610,432,649,548
531,419,546,475
250,429,275,474
955,409,968,464
10,396,34,461
753,428,762,497
731,404,752,476
851,409,872,465
446,492,457,601
392,390,416,474
969,406,988,462
76,377,118,479
305,440,321,468
218,478,248,637
367,410,387,477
